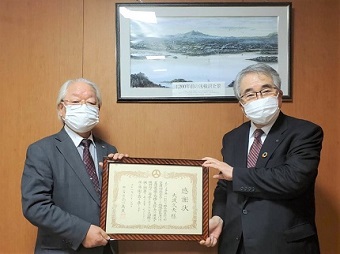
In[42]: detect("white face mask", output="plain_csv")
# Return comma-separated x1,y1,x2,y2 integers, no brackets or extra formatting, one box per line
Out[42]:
63,104,99,133
242,95,280,125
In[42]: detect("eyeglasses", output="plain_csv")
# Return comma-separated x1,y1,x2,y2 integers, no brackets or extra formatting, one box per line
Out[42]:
240,87,278,103
62,99,98,108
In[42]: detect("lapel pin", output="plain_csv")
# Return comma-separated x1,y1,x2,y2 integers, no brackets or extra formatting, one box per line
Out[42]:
262,152,268,158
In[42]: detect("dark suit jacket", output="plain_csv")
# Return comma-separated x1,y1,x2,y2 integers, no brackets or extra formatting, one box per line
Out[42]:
21,129,118,254
213,112,323,254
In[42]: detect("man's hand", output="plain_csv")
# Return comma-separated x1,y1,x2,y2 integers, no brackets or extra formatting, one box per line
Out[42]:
99,153,129,168
199,216,223,247
82,225,110,248
202,157,233,181
107,153,129,160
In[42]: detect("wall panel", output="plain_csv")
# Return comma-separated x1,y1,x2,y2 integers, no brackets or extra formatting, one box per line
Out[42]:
0,0,338,253
0,0,84,253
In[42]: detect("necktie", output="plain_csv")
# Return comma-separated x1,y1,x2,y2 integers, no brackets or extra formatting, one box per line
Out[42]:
81,139,100,196
247,129,264,168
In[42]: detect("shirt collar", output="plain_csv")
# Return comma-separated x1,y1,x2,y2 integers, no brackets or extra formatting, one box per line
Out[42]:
64,125,96,147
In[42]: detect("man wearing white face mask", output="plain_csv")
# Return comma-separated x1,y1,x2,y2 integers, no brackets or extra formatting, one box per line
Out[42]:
21,78,127,254
200,64,323,254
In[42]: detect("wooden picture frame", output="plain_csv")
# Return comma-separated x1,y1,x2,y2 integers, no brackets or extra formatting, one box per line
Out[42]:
100,157,209,241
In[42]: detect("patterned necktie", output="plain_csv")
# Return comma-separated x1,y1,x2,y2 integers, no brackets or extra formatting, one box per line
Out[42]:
247,129,264,168
81,139,100,196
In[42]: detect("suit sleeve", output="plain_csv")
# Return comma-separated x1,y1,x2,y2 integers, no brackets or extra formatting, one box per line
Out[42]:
232,123,323,200
212,179,229,219
21,143,90,250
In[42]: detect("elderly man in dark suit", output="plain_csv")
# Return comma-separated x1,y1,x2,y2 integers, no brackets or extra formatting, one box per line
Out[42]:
200,63,323,254
21,78,126,253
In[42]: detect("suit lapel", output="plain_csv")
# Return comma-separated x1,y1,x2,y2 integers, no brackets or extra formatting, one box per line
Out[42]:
257,113,288,168
235,123,251,168
94,138,109,187
55,129,101,206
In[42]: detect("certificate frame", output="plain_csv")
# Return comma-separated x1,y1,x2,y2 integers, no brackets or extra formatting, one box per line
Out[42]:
116,2,292,102
100,157,209,241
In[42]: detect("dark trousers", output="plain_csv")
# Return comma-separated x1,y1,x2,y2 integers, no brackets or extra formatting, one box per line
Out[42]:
236,236,246,254
104,241,118,254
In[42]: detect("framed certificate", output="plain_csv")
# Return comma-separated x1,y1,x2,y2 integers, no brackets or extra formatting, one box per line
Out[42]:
100,157,209,241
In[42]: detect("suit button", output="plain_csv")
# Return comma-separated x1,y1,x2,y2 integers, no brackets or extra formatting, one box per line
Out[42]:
236,237,240,241
242,209,248,214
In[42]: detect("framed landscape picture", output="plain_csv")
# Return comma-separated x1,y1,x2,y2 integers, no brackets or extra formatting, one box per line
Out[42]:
116,3,291,102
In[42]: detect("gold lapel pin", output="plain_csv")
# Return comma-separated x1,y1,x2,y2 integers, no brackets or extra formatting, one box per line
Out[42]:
262,152,268,158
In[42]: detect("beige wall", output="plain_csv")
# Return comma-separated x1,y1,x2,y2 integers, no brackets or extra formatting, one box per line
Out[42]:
0,0,339,253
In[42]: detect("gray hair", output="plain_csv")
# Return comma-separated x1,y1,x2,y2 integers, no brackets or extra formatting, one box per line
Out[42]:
56,78,102,107
233,63,281,100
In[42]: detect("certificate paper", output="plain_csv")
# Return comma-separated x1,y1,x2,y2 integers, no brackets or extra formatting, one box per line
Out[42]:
100,157,209,241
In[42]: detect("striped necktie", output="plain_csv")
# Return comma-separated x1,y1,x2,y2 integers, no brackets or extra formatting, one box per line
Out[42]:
247,129,264,168
81,139,100,195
